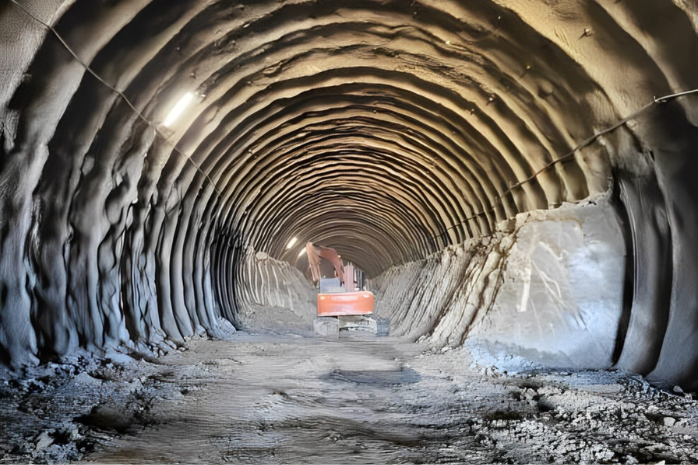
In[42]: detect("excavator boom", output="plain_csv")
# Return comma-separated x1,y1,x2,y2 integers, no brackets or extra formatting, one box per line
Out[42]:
306,241,344,284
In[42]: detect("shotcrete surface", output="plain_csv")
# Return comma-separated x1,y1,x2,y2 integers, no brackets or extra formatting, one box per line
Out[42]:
2,331,698,464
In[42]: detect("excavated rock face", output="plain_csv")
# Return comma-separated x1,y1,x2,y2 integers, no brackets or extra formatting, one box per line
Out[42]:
1,1,698,387
372,194,627,370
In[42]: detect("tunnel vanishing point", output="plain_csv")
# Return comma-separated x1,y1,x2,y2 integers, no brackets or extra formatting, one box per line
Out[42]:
1,0,698,390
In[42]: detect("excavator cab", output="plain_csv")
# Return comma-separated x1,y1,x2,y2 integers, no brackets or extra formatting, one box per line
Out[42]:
305,242,386,336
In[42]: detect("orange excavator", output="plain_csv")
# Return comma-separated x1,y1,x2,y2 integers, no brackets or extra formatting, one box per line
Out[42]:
305,242,386,336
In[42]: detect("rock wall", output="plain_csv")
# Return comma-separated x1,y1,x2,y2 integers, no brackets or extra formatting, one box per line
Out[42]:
370,231,510,343
234,247,317,333
2,0,698,391
612,101,698,390
371,193,626,370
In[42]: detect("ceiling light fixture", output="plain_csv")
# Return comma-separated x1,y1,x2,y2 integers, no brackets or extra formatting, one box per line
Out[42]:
163,92,194,127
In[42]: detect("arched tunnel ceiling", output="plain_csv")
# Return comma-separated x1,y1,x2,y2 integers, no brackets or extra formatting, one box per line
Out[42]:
8,0,695,275
3,0,698,379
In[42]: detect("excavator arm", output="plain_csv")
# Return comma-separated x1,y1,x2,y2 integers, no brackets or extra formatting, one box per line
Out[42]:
305,241,344,284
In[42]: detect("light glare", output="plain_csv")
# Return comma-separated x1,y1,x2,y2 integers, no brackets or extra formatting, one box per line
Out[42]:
163,92,194,127
286,237,298,249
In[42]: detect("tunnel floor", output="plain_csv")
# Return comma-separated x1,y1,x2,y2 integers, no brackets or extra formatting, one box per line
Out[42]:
2,330,698,464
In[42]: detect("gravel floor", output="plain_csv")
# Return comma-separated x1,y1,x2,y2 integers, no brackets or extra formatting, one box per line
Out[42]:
1,331,697,464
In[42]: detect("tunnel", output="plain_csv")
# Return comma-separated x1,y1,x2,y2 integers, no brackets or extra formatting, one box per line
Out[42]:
2,0,698,462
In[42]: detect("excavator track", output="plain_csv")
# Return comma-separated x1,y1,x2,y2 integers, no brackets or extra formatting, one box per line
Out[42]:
314,315,389,338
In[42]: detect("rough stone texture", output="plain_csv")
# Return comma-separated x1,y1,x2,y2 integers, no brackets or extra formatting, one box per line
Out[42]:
1,0,698,390
5,335,698,464
370,234,510,343
372,193,626,370
467,196,626,369
235,247,317,333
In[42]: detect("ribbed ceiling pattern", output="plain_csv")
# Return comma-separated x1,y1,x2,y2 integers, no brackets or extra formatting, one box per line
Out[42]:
160,0,604,273
6,0,643,275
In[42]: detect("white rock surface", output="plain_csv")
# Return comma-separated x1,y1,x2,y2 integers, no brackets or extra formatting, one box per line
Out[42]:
372,193,626,370
469,195,626,368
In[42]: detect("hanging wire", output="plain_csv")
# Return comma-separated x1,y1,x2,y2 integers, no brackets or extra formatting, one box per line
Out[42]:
9,0,698,242
432,88,698,241
8,0,222,196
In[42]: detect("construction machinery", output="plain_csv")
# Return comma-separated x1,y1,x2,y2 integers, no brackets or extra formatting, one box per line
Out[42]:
305,241,387,337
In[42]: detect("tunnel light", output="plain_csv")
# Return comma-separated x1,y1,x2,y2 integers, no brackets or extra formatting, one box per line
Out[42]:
163,92,194,127
298,248,306,258
286,237,298,249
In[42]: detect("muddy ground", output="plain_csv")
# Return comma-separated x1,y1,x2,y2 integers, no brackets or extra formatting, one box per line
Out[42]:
1,328,698,464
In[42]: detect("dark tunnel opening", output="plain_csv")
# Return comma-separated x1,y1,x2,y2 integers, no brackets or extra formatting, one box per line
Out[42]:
3,0,698,461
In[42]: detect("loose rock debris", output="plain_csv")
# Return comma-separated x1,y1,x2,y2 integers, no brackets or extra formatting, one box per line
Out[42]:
1,333,697,464
0,345,201,464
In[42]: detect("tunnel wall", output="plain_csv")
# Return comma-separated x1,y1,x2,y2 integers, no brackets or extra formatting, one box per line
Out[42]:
2,0,698,392
371,229,509,343
234,247,316,333
612,100,698,389
372,193,626,370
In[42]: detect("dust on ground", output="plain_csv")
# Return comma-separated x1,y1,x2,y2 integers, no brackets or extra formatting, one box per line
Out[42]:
1,330,698,464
